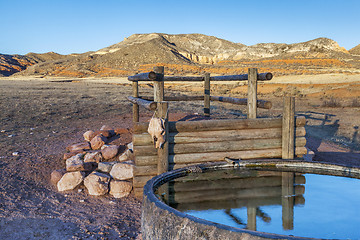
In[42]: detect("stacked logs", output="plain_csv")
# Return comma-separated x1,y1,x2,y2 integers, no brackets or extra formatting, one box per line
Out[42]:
132,117,307,197
51,125,135,198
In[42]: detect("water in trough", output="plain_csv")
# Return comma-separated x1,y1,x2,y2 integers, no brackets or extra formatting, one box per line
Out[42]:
156,169,360,239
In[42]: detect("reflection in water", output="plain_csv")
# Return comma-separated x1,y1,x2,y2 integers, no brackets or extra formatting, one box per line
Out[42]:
156,169,360,239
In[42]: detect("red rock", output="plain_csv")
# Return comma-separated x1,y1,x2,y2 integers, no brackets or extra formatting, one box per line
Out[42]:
114,128,129,135
90,135,107,150
66,142,91,153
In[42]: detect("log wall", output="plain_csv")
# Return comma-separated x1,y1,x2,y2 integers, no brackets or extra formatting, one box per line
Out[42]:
133,116,307,197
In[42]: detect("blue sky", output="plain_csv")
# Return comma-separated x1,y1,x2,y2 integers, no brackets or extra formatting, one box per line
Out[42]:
1,0,359,55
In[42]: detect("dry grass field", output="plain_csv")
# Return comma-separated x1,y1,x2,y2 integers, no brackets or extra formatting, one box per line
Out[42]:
1,73,360,239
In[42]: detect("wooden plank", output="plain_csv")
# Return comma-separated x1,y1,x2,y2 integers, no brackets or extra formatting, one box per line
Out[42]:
134,187,144,198
135,155,158,166
248,68,258,119
134,165,157,176
133,175,156,188
127,96,157,111
128,71,157,81
135,146,307,166
133,117,305,134
133,127,306,145
132,81,139,122
282,97,295,159
170,147,307,167
210,96,272,109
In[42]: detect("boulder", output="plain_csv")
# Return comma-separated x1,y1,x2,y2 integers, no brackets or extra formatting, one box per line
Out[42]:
83,130,95,141
84,172,110,196
118,149,134,162
109,180,133,198
90,134,107,150
101,145,119,160
127,142,134,152
97,162,117,173
66,142,91,153
63,151,86,160
57,171,85,192
84,151,103,163
50,169,66,185
110,162,134,180
66,154,93,172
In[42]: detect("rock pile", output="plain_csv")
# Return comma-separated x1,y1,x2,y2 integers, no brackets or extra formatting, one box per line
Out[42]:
51,125,135,198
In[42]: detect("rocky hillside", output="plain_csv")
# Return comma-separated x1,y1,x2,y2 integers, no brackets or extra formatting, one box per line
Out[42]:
3,33,360,77
349,44,360,55
0,52,67,77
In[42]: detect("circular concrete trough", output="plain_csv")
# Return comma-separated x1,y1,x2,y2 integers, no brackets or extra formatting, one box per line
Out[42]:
141,160,360,240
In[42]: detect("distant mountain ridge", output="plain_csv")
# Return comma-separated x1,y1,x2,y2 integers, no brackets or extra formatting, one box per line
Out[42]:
1,33,359,77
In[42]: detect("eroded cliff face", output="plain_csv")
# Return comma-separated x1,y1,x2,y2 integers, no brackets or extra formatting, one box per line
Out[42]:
2,33,359,77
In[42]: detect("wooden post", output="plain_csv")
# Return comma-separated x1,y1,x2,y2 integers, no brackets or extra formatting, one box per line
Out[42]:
247,68,258,119
153,66,168,175
247,206,257,231
282,172,295,230
204,73,210,117
154,66,164,102
282,96,295,159
132,81,139,122
157,102,169,175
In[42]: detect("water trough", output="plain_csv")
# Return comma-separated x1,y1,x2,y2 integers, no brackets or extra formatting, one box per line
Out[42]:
141,160,360,240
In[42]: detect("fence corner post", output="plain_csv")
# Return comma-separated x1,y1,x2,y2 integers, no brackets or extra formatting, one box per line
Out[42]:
204,73,210,117
282,96,295,159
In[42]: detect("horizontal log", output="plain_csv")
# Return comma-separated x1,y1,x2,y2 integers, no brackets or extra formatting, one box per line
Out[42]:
173,185,304,203
134,187,144,197
134,164,158,176
168,137,306,155
128,71,157,81
210,72,272,81
140,95,204,101
133,175,156,188
133,127,305,146
127,96,157,111
134,146,308,166
133,116,306,134
175,195,304,211
210,96,272,109
163,76,204,82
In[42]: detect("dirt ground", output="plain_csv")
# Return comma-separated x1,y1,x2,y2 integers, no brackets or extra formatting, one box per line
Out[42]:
0,74,360,239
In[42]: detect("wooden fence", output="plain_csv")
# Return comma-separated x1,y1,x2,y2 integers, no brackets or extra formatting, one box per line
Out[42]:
127,67,307,197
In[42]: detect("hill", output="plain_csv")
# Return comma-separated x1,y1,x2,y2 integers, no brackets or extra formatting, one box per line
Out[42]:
2,33,360,77
349,44,360,55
